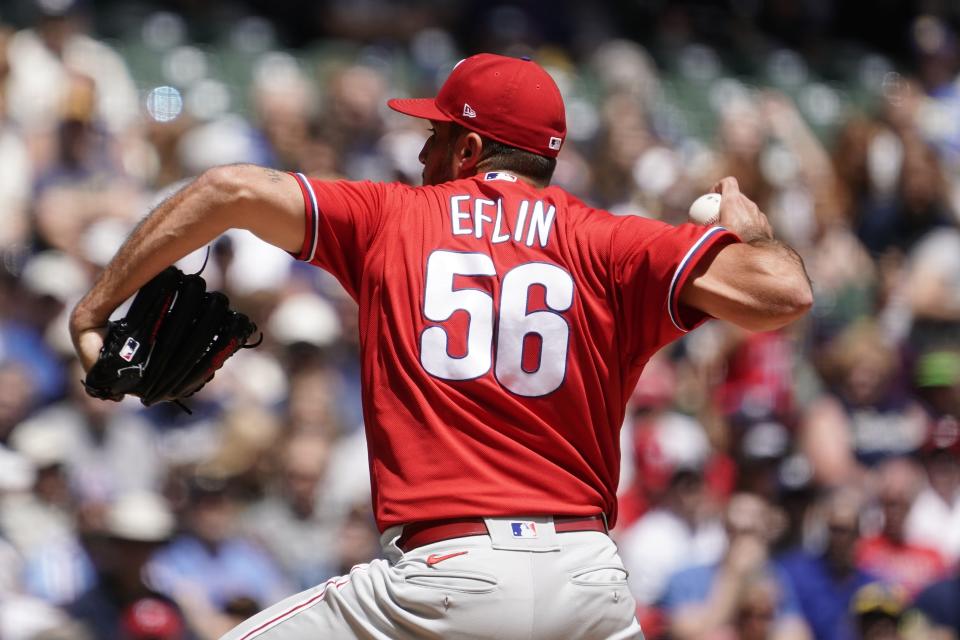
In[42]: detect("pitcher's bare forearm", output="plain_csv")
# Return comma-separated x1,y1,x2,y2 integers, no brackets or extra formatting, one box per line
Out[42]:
70,165,304,333
745,236,810,283
680,237,812,332
678,176,813,332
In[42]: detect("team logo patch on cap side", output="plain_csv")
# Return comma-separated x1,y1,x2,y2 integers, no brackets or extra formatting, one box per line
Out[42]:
549,136,563,151
510,522,538,538
119,337,141,362
463,103,477,118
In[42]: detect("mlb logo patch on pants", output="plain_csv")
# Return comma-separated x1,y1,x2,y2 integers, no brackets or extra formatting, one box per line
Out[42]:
485,517,560,551
510,522,538,538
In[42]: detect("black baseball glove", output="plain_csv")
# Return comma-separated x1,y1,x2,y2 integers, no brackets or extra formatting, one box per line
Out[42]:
82,265,261,412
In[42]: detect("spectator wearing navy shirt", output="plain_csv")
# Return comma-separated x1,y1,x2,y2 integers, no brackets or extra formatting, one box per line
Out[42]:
777,488,878,640
912,570,960,639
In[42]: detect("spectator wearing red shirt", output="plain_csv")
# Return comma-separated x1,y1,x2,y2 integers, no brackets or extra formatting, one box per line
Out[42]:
856,458,948,597
617,355,735,530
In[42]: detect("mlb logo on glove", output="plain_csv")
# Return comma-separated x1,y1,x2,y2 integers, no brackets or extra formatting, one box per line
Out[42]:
119,337,140,362
81,265,261,412
510,522,538,538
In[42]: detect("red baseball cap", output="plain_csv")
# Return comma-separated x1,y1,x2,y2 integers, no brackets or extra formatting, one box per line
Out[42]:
121,598,185,640
388,53,567,158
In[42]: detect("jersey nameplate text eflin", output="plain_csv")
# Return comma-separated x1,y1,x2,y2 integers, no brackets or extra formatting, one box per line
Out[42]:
449,196,556,248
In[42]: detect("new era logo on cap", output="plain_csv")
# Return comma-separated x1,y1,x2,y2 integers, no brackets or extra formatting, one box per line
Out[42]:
549,136,562,151
510,521,538,538
463,103,477,118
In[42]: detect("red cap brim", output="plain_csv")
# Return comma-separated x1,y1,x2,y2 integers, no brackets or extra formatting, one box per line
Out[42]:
387,98,451,122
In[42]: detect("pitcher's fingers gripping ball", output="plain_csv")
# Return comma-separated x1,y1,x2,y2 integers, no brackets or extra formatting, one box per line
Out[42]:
81,265,261,411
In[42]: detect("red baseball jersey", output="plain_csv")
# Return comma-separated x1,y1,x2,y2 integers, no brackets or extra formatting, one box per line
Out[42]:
290,171,738,531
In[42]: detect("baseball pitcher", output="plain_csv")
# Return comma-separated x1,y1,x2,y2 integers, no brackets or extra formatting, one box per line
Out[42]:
70,54,812,639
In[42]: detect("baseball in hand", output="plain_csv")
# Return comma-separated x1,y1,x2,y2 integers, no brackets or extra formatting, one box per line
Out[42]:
688,193,721,226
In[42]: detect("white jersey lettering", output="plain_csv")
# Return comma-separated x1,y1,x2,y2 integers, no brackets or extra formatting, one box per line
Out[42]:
514,200,529,243
447,196,556,248
526,201,556,248
450,195,472,236
491,199,511,244
473,199,496,239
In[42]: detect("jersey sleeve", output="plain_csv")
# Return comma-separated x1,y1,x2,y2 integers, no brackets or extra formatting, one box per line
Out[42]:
288,173,388,299
609,217,739,357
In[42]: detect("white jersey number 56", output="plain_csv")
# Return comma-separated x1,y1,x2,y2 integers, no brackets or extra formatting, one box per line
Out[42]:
420,250,574,397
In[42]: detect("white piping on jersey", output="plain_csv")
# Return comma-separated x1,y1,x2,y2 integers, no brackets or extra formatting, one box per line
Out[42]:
666,226,727,333
294,172,320,263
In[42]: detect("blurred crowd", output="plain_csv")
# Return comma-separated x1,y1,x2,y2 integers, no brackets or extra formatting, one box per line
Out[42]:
1,1,960,639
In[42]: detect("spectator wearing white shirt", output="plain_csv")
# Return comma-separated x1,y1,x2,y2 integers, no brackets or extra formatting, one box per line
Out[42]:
906,350,960,563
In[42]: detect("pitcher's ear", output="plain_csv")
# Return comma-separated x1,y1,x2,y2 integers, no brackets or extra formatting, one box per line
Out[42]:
458,131,483,164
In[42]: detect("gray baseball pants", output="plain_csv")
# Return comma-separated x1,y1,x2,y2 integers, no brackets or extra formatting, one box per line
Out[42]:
220,517,643,639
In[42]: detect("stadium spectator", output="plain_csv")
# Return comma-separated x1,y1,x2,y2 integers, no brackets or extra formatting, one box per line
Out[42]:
0,26,31,250
242,432,342,589
733,573,794,640
248,56,316,171
31,73,141,257
801,320,927,485
65,492,186,640
4,0,138,137
910,567,960,639
1,412,75,555
11,364,163,508
148,473,292,615
714,327,797,425
899,228,960,352
0,527,78,639
850,582,910,640
617,411,725,608
733,420,792,504
317,63,390,180
777,488,878,640
856,458,948,597
804,223,878,344
906,350,960,563
617,354,734,528
661,492,811,640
